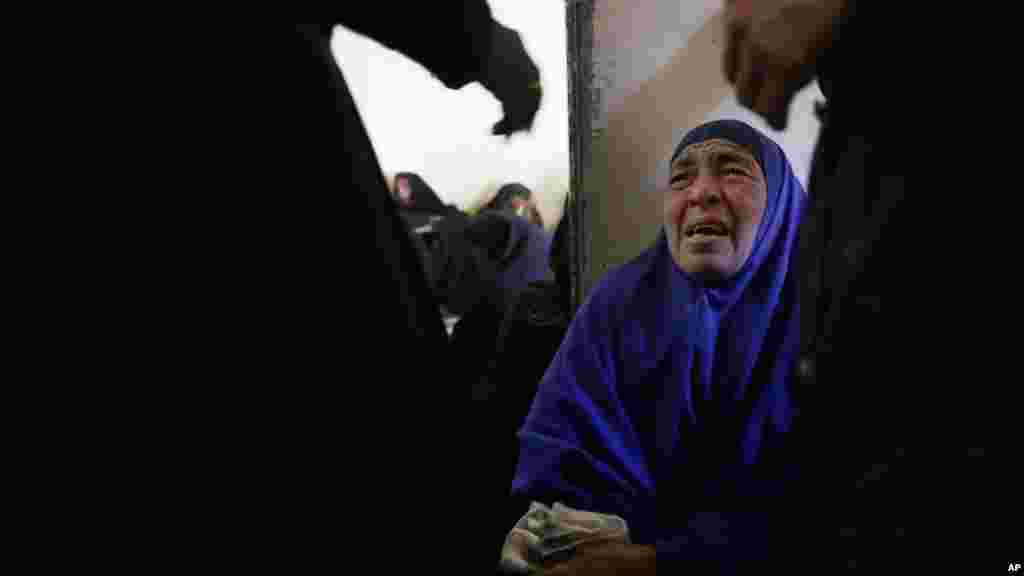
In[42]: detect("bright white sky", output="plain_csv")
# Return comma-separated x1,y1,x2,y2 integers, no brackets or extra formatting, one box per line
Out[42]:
332,1,570,228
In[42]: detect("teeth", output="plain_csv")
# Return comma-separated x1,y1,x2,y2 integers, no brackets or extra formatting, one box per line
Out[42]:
689,224,725,236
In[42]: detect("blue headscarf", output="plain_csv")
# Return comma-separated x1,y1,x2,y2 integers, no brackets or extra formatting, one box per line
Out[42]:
510,120,805,560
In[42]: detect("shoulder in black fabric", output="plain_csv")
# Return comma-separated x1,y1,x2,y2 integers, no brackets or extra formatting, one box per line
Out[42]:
515,282,568,328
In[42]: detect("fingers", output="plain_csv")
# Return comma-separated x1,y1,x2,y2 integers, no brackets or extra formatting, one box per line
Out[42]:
722,9,744,85
729,36,801,131
492,115,535,137
733,35,765,113
755,50,812,130
492,82,542,137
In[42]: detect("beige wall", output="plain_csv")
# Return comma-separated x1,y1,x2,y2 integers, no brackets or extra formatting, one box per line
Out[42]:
587,0,821,292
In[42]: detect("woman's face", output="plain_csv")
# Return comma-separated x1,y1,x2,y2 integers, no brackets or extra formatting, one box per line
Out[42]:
664,139,767,280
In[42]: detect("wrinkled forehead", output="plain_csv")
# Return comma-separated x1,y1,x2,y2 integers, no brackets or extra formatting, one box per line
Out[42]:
671,139,759,171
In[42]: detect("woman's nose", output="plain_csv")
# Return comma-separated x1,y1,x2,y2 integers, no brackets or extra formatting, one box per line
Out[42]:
687,174,722,206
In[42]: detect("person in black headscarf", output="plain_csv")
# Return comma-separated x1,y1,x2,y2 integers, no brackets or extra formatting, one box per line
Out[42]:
391,171,464,288
392,172,460,220
724,3,906,571
49,8,543,571
428,185,553,318
324,8,542,548
484,182,545,229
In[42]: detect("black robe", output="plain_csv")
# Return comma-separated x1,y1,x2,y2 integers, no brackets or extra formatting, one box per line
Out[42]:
110,13,507,570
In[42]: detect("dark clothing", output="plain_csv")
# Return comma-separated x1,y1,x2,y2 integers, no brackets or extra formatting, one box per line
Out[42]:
512,121,805,571
472,281,572,569
429,211,553,316
111,14,503,569
799,4,915,569
471,205,572,569
305,15,502,568
443,214,552,570
395,172,462,233
428,211,504,316
800,106,910,571
477,283,571,409
482,211,554,304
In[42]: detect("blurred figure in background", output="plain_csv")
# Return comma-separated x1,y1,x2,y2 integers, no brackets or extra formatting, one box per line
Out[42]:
486,182,545,229
430,179,553,319
472,194,575,568
391,171,462,240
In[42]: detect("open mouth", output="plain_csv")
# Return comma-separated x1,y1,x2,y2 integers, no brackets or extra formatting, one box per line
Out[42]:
684,220,729,239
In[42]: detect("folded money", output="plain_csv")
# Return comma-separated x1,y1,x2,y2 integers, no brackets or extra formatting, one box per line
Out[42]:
498,502,630,575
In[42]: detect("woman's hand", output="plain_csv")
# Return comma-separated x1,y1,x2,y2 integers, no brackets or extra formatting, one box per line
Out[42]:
540,542,656,576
